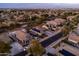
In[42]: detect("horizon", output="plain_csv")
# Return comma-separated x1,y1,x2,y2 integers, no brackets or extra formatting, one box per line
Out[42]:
0,3,79,9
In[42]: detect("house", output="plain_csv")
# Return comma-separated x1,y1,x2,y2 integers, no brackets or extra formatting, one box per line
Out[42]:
68,32,79,44
46,20,58,27
46,20,57,31
67,16,75,21
46,18,65,27
75,24,79,35
8,28,31,46
68,24,79,44
54,18,65,26
57,42,79,56
14,15,24,21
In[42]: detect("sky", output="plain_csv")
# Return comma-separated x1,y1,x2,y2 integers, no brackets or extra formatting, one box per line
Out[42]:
1,0,79,3
0,3,79,8
0,0,79,8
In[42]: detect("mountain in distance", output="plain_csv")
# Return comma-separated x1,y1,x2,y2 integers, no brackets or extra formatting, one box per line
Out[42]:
0,3,79,9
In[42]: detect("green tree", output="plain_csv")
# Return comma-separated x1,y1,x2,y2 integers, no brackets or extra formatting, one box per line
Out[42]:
28,39,45,56
0,41,11,55
62,25,70,36
62,16,78,36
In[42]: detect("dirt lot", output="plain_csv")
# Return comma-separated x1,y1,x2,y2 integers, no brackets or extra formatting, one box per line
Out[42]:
0,32,12,43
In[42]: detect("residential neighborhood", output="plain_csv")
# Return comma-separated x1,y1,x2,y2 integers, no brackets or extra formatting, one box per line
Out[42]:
0,8,79,56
